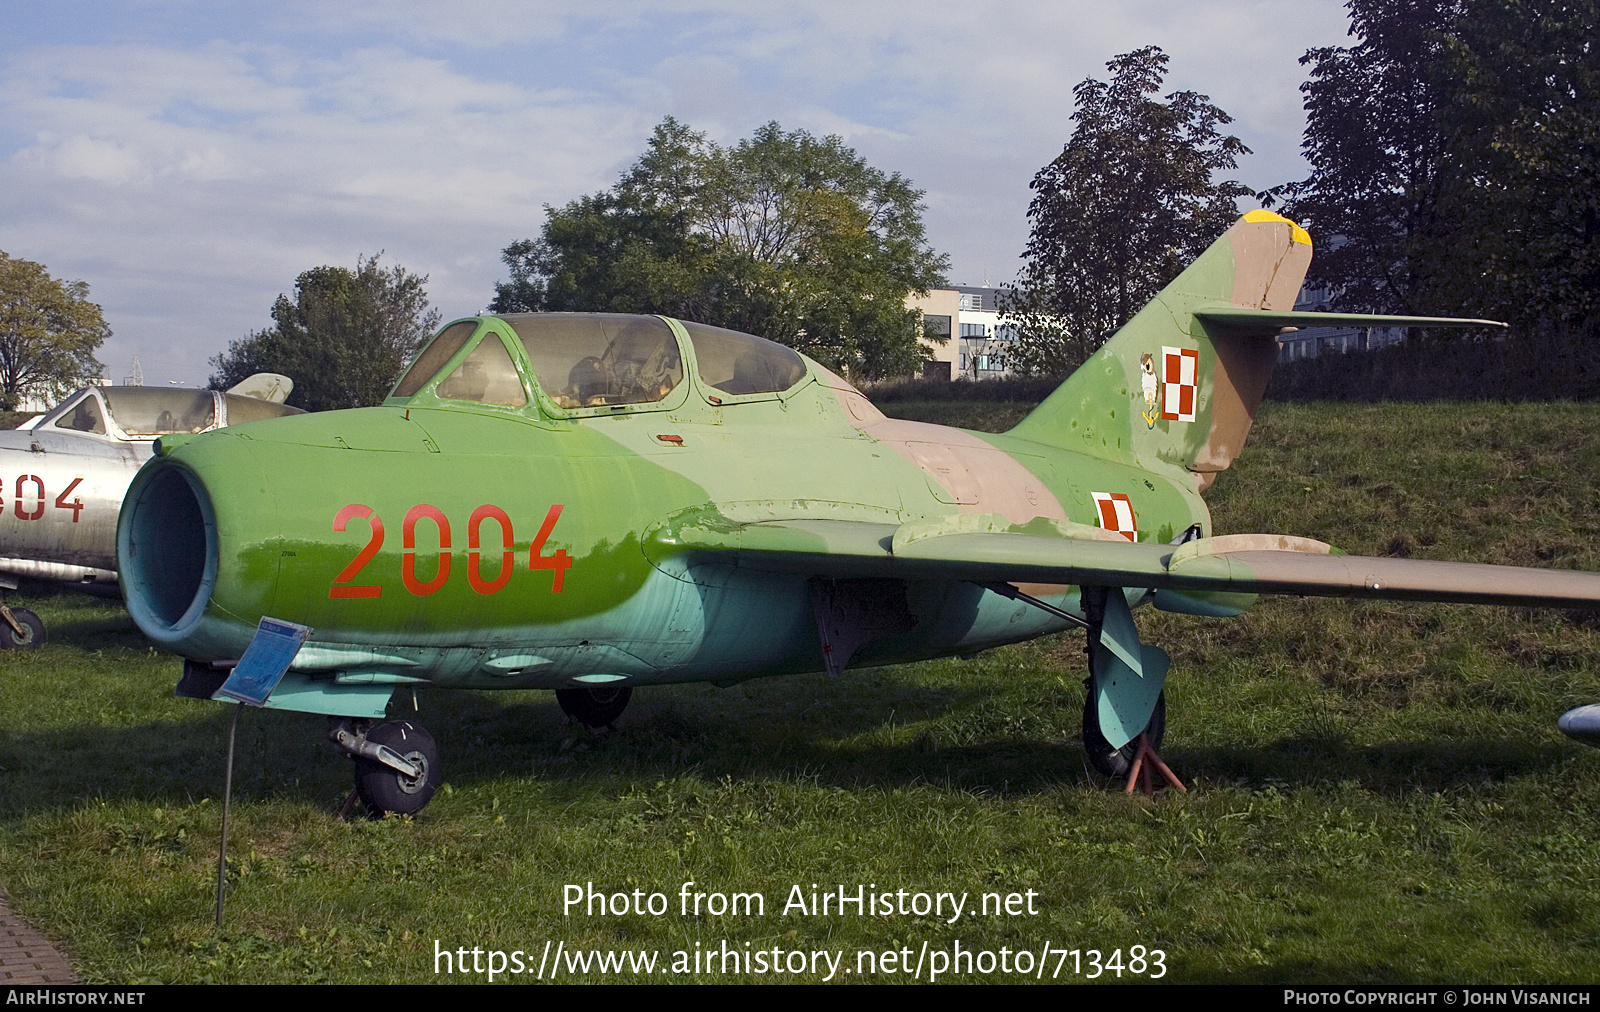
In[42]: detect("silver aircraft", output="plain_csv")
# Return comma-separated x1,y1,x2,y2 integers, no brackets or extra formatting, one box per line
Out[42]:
0,374,301,648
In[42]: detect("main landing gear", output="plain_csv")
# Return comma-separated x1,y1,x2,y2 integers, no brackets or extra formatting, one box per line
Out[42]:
987,581,1184,794
329,718,440,818
1082,687,1184,793
1082,686,1165,778
1080,586,1185,795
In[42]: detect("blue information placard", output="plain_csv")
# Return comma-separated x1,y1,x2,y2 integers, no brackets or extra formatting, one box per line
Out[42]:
214,617,312,706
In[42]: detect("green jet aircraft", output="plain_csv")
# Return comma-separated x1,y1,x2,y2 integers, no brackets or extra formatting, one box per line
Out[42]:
115,210,1600,816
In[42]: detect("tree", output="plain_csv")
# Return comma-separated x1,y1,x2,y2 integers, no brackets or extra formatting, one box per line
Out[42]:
1268,1,1468,316
1271,0,1600,336
1425,0,1600,331
210,254,440,411
1002,47,1251,376
492,118,949,379
0,251,108,410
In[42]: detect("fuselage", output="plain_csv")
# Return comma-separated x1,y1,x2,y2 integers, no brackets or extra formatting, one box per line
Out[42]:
117,314,1211,700
0,385,301,588
0,419,143,584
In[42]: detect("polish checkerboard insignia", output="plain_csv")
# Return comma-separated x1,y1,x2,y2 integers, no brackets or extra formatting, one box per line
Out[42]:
1091,492,1137,542
1161,347,1198,422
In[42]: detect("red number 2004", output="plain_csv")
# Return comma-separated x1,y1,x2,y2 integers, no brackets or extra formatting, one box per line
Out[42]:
329,503,569,600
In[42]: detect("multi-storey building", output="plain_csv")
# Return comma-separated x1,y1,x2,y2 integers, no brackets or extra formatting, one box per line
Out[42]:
912,277,1408,376
1276,282,1405,361
908,285,1017,380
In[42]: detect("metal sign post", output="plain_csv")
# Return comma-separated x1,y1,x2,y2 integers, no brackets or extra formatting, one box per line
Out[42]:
209,617,310,930
216,703,241,929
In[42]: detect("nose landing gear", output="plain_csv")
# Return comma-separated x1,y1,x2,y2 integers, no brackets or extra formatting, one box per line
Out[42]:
329,718,440,818
320,683,636,820
0,585,43,650
0,605,43,650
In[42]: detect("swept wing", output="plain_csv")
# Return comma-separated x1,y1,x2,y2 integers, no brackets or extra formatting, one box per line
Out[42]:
644,510,1600,610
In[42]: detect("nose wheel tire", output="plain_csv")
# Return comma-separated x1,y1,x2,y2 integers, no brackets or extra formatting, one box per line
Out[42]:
555,686,632,728
0,608,44,650
1082,687,1165,779
354,721,439,818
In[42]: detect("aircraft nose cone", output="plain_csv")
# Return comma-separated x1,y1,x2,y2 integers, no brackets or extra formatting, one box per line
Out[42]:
1557,704,1600,748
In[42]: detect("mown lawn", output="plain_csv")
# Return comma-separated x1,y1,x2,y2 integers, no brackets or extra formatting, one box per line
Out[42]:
1,401,1598,984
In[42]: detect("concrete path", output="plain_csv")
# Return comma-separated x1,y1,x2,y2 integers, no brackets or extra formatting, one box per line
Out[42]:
0,888,77,984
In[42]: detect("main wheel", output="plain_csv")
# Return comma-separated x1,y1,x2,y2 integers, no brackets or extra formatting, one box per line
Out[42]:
0,608,44,650
354,721,439,818
1082,685,1165,778
555,686,632,727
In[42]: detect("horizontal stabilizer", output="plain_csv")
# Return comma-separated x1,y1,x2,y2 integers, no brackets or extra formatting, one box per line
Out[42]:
1194,307,1508,334
646,511,1600,611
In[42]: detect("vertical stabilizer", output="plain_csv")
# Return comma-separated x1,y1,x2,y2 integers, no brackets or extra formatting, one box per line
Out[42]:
1007,210,1312,492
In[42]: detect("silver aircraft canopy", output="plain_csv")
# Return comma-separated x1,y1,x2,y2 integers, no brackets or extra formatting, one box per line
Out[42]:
26,385,301,441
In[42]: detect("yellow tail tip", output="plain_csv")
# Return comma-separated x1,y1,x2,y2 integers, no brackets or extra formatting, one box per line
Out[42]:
1242,208,1312,247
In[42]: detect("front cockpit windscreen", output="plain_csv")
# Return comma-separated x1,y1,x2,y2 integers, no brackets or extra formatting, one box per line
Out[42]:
99,389,217,436
392,320,479,398
502,315,683,409
52,393,107,434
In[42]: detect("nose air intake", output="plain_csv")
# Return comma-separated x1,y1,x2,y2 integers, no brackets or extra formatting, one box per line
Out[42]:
118,463,218,639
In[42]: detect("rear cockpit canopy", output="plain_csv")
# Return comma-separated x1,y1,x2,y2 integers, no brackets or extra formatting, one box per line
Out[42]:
390,313,810,415
679,320,806,397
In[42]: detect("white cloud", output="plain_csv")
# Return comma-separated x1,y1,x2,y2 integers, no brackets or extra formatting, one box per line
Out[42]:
38,134,148,183
0,1,1352,387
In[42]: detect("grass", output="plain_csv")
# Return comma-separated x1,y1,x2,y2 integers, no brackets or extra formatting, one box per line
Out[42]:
3,401,1600,983
875,399,1039,433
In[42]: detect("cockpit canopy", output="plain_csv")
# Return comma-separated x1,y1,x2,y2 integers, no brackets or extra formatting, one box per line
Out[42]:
391,313,810,414
513,315,684,409
36,386,303,440
681,320,808,396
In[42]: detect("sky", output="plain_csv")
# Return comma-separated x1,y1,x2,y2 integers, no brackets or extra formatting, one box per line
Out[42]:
0,1,1355,389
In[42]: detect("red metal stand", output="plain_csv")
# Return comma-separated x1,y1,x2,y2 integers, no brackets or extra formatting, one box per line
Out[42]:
1123,732,1187,795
